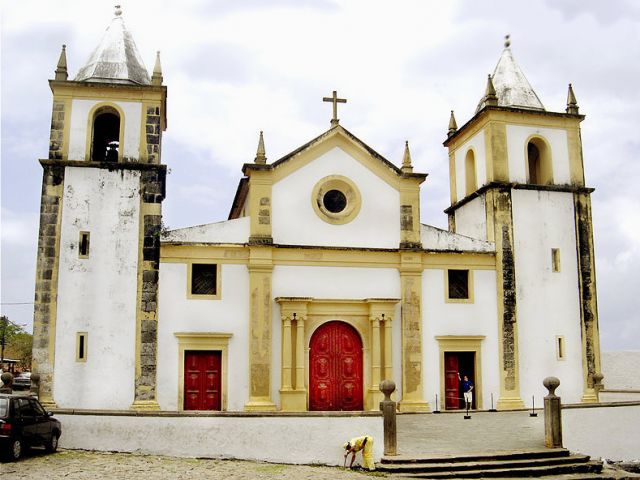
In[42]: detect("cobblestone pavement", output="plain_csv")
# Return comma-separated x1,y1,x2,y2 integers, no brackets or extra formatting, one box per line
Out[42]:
0,449,383,479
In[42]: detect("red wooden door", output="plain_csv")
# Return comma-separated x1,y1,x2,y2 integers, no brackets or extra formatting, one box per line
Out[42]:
444,352,460,409
309,321,363,411
184,350,221,410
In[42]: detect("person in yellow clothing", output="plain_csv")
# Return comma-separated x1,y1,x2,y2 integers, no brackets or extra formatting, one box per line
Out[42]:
343,435,375,470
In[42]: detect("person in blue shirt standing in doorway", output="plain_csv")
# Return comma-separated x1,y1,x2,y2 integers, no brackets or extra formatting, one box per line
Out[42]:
458,372,474,409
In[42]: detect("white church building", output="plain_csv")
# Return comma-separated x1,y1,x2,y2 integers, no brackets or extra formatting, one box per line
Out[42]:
32,9,602,413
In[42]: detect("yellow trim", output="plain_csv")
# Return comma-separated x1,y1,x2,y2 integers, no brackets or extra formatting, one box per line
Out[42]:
444,268,474,304
78,231,90,259
75,332,88,362
525,135,554,185
311,175,362,225
435,335,484,410
174,332,232,411
566,125,585,187
551,248,561,272
84,102,126,162
448,151,457,205
186,261,222,300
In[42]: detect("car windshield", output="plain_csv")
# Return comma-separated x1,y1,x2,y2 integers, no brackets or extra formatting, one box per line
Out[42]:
0,398,8,417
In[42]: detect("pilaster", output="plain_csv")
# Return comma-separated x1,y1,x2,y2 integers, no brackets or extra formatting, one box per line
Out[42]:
398,252,429,412
399,179,423,249
276,298,308,412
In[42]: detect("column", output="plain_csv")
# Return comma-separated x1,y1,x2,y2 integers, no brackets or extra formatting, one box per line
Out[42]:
369,316,382,409
295,314,305,392
383,314,393,382
281,317,293,391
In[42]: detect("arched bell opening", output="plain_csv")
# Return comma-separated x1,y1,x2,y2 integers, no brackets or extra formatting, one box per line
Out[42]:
91,106,121,162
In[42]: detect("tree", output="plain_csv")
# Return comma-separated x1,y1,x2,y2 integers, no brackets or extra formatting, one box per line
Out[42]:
1,316,32,369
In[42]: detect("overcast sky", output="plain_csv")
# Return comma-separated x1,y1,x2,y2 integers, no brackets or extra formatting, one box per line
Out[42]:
1,1,639,351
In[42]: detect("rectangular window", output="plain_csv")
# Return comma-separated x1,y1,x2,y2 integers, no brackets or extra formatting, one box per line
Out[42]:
556,336,565,360
551,248,560,272
188,263,220,299
79,231,90,258
447,269,470,300
76,332,88,362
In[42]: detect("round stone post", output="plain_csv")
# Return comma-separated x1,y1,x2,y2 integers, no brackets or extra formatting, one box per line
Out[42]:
379,379,397,456
543,377,563,448
30,373,41,398
0,372,13,393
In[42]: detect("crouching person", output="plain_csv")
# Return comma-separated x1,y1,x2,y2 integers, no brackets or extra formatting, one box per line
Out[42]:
343,435,375,471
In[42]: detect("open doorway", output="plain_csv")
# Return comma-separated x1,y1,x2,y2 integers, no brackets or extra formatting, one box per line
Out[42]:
444,351,476,409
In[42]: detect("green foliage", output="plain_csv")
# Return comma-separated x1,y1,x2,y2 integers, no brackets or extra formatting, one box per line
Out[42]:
1,317,32,368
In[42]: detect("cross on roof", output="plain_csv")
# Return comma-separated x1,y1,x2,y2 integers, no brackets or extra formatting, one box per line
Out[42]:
322,90,347,127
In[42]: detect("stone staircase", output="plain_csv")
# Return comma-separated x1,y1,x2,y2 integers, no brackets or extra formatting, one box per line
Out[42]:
377,448,610,479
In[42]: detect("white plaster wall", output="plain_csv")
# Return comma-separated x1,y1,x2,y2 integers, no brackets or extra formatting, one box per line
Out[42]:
453,196,487,241
55,167,141,409
563,405,640,461
157,263,250,411
68,99,143,161
56,413,384,465
163,217,250,243
506,125,571,184
512,190,584,405
421,224,494,252
454,131,486,201
422,269,500,409
601,351,640,390
272,266,403,402
271,146,400,248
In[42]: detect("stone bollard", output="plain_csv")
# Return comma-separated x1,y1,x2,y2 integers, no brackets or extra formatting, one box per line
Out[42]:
379,379,397,456
0,372,13,393
593,372,604,402
543,377,562,448
30,373,41,398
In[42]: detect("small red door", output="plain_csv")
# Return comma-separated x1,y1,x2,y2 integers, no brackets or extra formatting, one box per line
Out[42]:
309,321,363,411
444,352,460,409
184,350,221,410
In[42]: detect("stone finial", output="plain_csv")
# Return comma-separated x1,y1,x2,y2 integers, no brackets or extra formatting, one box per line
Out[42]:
566,83,579,115
447,110,458,138
379,379,396,402
543,376,560,397
401,141,413,173
504,34,511,48
114,4,122,17
55,44,68,81
255,131,267,164
151,51,163,86
484,74,498,106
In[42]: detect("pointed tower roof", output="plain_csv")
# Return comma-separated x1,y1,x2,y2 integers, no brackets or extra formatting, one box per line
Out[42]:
476,35,544,113
75,5,151,85
255,131,267,164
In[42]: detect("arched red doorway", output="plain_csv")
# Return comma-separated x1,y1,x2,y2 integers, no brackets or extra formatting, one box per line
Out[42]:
309,321,363,411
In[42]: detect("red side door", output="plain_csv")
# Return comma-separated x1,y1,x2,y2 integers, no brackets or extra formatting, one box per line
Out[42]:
444,352,460,409
184,350,221,410
309,321,363,411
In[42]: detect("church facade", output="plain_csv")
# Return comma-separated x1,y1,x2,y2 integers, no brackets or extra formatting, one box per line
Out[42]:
32,9,602,413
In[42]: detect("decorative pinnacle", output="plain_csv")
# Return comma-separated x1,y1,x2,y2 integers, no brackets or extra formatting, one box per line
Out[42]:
504,34,511,48
484,74,498,106
151,51,163,85
402,141,413,173
566,83,579,115
447,110,458,138
255,131,267,164
114,5,122,16
55,44,68,81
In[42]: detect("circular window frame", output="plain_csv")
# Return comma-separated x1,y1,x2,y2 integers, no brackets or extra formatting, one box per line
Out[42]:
311,175,361,225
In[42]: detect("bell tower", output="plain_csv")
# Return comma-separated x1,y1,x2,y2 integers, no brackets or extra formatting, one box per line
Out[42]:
443,37,601,408
32,6,167,410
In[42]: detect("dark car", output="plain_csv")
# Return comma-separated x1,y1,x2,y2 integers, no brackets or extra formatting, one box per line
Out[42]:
12,373,31,391
0,393,61,461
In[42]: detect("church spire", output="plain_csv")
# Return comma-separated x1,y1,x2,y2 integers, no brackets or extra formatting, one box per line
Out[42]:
447,110,458,138
55,44,68,81
401,141,413,173
255,131,267,164
476,35,545,112
151,51,163,86
566,83,579,115
75,5,151,85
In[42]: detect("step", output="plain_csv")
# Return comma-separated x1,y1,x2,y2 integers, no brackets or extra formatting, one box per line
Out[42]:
377,454,591,474
381,448,571,465
385,461,603,479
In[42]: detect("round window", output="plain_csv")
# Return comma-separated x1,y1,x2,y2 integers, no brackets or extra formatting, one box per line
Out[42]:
323,189,347,213
311,175,361,225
